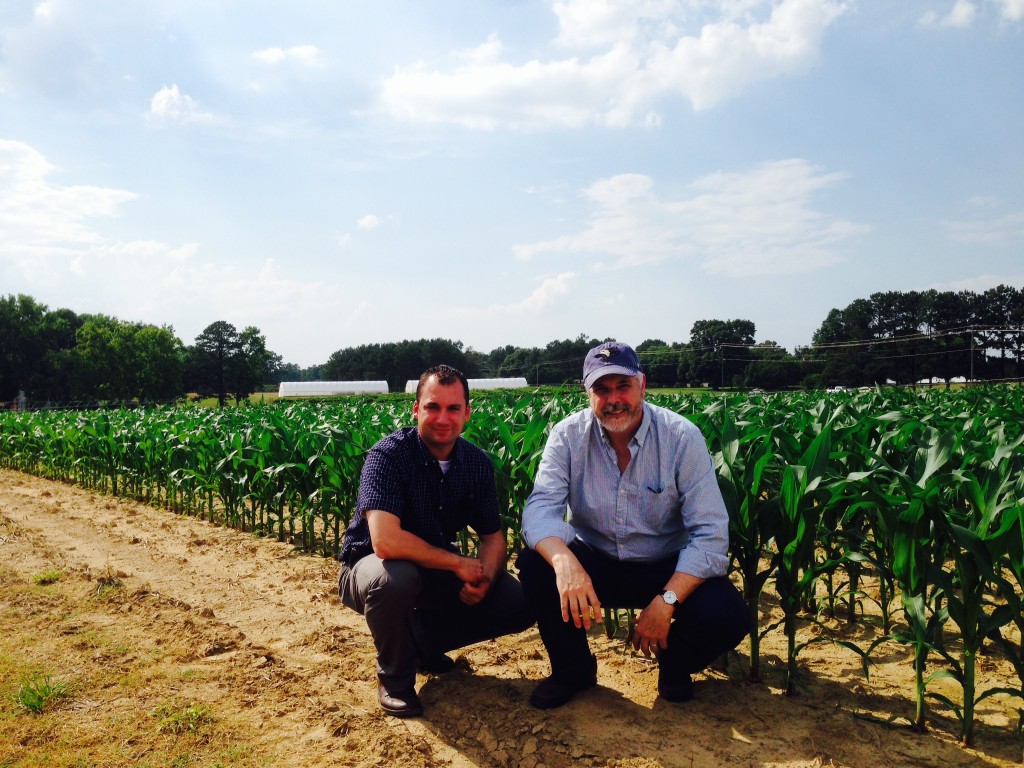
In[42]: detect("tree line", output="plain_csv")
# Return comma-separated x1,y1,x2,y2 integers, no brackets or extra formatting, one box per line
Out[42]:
1,295,276,407
3,285,1022,407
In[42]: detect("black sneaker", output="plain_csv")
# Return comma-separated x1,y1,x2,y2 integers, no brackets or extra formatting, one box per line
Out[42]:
529,656,598,709
377,683,424,718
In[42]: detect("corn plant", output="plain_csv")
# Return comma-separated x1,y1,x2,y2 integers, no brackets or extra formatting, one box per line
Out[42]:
771,426,838,695
927,425,1024,745
869,425,956,732
714,407,780,681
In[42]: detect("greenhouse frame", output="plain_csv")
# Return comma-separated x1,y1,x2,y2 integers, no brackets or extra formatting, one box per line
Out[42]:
278,381,389,397
403,377,529,393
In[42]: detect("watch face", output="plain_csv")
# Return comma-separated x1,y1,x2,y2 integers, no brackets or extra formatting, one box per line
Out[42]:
662,590,678,605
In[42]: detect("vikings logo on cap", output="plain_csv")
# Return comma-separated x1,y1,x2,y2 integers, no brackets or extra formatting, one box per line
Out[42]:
582,342,643,389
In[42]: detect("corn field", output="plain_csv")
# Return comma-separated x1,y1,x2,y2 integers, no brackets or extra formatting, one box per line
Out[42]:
1,385,1023,745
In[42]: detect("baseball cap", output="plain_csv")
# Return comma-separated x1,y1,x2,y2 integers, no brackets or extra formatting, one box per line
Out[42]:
582,342,643,389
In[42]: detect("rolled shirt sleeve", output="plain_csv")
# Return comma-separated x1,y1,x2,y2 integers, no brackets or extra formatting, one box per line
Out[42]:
521,423,579,549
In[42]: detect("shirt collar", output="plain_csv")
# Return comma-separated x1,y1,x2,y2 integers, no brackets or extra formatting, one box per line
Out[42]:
413,427,462,466
633,402,652,445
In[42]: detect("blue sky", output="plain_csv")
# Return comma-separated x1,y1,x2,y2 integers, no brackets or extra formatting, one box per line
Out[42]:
1,0,1022,367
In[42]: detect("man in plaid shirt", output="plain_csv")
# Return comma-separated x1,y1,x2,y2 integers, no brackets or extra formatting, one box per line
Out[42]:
339,365,533,717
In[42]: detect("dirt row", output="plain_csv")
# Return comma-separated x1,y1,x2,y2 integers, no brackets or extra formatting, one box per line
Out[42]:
1,467,1021,767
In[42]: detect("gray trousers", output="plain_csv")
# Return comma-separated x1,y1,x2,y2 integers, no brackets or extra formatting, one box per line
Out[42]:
338,554,534,692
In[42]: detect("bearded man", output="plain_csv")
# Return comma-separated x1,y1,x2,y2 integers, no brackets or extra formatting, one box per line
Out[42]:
517,342,748,709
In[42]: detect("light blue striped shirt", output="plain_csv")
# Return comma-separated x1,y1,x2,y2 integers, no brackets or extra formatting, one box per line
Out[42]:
522,402,730,579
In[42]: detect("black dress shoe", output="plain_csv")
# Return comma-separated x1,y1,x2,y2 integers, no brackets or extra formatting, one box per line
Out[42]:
418,653,456,674
657,668,694,703
529,673,597,709
528,655,598,709
377,683,424,718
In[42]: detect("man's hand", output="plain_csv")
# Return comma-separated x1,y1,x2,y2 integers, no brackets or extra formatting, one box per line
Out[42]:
550,549,602,629
453,555,486,590
631,597,673,656
631,572,704,656
534,537,602,628
459,571,492,605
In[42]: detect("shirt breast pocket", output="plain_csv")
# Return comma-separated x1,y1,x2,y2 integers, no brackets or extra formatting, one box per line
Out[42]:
634,484,677,535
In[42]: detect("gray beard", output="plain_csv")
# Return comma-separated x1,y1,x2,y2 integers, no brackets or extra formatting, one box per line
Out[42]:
598,407,637,434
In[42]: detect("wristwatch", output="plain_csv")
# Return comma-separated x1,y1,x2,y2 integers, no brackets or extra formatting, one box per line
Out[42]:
660,589,678,606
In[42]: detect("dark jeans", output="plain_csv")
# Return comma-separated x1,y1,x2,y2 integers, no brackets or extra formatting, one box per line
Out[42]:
339,554,534,691
516,540,748,681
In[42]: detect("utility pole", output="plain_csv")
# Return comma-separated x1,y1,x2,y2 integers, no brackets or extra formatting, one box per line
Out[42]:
969,329,974,383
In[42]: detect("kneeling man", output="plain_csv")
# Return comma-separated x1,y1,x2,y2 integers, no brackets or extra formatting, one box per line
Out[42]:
339,365,534,717
517,342,748,709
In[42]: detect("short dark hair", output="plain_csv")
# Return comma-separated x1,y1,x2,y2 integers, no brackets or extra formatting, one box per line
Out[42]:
416,364,469,405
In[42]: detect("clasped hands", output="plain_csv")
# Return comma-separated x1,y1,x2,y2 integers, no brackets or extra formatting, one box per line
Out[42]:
455,554,491,605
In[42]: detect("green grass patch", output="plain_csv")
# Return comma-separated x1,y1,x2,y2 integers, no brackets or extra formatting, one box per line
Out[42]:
32,569,63,586
91,568,125,600
150,702,214,735
12,672,70,714
0,561,270,767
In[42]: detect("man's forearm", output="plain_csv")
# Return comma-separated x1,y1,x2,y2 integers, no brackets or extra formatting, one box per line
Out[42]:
374,526,463,570
664,570,704,603
477,532,508,579
534,535,573,567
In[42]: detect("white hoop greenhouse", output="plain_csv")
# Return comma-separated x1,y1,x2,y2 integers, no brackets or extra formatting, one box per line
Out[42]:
403,377,529,393
278,381,389,397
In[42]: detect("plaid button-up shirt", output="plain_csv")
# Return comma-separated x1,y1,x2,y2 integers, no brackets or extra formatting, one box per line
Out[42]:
340,427,501,565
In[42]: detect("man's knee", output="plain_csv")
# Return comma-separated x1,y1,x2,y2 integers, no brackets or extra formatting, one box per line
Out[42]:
371,559,421,600
692,577,749,644
345,556,423,613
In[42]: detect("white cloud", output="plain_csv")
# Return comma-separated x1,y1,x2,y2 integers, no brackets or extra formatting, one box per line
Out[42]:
457,34,505,65
378,0,848,129
943,209,1024,247
156,256,339,331
920,0,1024,26
993,0,1024,21
551,0,672,49
514,159,866,277
0,140,341,354
919,0,977,28
0,139,136,255
357,214,380,230
253,47,287,64
932,273,1024,293
33,1,55,22
147,84,215,123
488,272,576,313
252,45,324,67
0,139,190,294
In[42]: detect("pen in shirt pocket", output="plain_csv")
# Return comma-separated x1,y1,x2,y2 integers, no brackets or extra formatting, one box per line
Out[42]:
647,485,664,494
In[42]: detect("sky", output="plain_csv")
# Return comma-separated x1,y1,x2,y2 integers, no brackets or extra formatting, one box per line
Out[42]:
1,0,1023,368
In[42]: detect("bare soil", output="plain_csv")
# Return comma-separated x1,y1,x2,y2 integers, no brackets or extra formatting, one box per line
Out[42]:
1,468,1021,768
